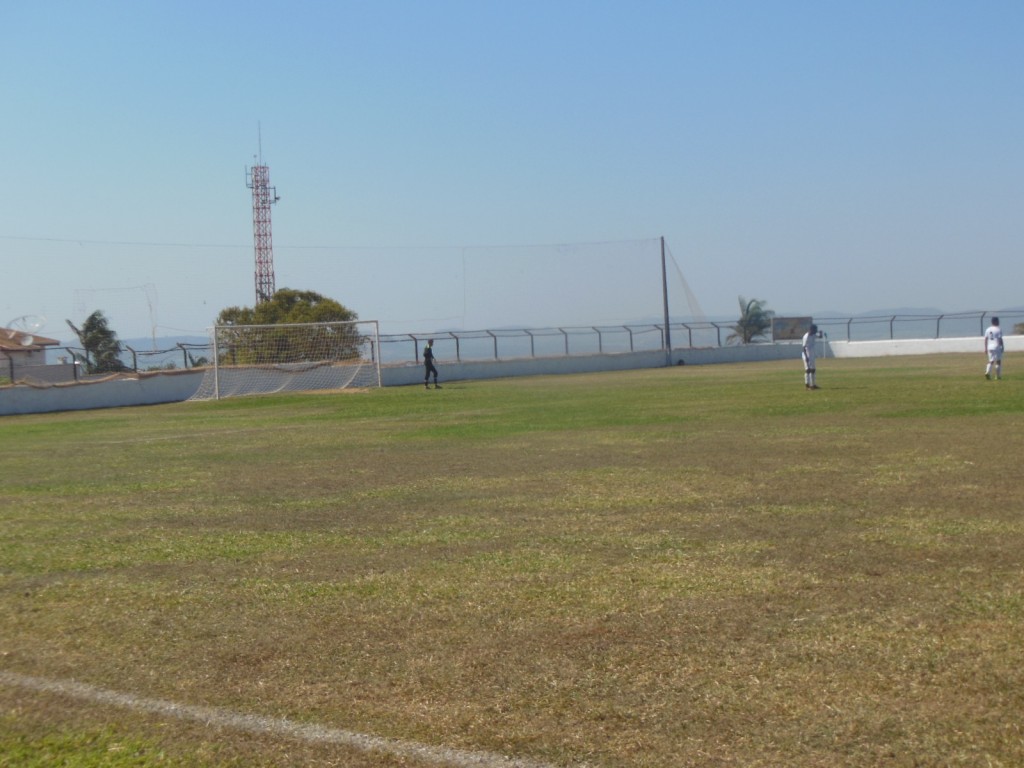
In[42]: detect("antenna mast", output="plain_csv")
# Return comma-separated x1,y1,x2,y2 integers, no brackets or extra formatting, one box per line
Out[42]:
246,127,279,304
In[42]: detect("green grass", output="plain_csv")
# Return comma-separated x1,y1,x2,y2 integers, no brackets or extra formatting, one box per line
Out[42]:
2,354,1023,767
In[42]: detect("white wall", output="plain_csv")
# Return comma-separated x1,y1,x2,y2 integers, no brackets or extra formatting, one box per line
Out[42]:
382,343,807,387
0,371,204,416
825,336,1023,358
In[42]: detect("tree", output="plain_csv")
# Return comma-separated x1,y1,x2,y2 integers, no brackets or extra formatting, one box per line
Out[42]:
727,296,774,345
66,310,128,374
215,289,361,365
217,288,357,327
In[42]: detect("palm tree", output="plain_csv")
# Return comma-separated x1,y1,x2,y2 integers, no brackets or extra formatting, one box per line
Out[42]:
728,296,774,344
66,310,128,373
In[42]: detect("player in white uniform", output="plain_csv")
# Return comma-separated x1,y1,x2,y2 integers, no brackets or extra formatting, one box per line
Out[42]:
984,316,1004,380
802,324,820,389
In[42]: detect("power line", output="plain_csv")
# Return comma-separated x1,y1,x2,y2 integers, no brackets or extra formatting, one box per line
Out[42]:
0,234,248,249
0,233,661,252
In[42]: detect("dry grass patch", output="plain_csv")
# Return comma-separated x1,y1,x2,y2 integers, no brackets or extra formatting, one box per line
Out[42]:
2,355,1024,766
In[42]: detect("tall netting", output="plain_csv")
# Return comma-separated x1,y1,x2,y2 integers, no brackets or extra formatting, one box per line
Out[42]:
269,237,705,335
73,283,160,342
189,320,380,400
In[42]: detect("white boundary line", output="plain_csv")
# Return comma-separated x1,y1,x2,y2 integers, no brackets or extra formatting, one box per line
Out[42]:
0,671,561,768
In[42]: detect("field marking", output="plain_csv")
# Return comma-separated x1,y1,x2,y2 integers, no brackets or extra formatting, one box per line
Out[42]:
0,671,560,768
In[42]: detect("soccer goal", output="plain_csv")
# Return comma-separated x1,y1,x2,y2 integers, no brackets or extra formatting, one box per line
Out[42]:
189,320,381,400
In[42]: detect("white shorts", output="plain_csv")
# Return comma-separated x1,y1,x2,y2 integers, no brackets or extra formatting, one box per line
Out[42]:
988,348,1003,362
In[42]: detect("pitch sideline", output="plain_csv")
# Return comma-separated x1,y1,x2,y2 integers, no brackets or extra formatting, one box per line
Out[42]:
0,671,560,768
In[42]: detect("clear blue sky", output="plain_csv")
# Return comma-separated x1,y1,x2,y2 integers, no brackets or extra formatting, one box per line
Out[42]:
2,1,1022,340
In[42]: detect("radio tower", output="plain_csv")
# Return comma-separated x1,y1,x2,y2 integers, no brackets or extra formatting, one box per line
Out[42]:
246,132,280,304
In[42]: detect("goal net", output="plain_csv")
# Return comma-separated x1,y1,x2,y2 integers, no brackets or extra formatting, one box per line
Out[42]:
189,320,381,400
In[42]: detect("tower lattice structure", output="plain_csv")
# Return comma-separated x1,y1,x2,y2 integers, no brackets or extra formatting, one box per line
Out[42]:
247,163,279,304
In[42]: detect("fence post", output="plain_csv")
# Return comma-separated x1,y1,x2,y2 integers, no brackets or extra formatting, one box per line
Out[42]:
660,236,671,357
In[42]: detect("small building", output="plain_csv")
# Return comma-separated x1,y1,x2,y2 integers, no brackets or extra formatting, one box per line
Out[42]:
0,329,62,383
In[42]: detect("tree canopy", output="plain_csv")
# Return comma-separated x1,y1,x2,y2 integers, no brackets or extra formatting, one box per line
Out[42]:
727,296,774,345
217,289,357,327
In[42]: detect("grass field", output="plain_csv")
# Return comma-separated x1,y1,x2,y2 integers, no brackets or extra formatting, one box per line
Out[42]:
1,354,1023,767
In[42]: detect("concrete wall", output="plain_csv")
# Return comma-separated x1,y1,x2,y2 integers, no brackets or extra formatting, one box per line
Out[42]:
12,362,81,385
0,371,204,416
1,348,52,380
0,336,1011,416
825,335,1023,358
382,342,801,387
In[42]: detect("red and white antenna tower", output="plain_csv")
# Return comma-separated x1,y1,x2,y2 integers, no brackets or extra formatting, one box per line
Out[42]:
246,129,280,304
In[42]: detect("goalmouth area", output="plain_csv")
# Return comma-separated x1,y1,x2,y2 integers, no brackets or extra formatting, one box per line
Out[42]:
188,320,382,401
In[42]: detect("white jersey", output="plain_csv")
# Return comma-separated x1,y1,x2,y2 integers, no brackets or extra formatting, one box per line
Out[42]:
802,331,817,362
985,325,1003,352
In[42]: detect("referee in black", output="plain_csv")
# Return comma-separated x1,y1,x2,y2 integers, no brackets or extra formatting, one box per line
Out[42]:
423,339,440,389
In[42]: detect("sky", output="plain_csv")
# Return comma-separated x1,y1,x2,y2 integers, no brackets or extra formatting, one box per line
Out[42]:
2,1,1022,342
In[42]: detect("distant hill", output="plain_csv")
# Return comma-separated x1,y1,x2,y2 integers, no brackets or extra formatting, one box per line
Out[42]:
121,335,210,351
808,307,946,319
57,335,210,351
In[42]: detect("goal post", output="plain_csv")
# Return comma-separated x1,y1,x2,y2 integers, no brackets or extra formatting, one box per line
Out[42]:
189,320,381,400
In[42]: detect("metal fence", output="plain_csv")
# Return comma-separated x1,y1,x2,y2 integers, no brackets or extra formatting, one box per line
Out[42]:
381,325,686,365
49,343,211,375
48,311,1023,373
811,311,1024,343
381,312,1023,363
1,359,79,385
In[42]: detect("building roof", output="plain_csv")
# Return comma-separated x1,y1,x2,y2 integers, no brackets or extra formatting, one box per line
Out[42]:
0,328,61,352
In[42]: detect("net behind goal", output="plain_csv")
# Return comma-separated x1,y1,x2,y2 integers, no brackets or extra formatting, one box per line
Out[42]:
189,320,381,400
